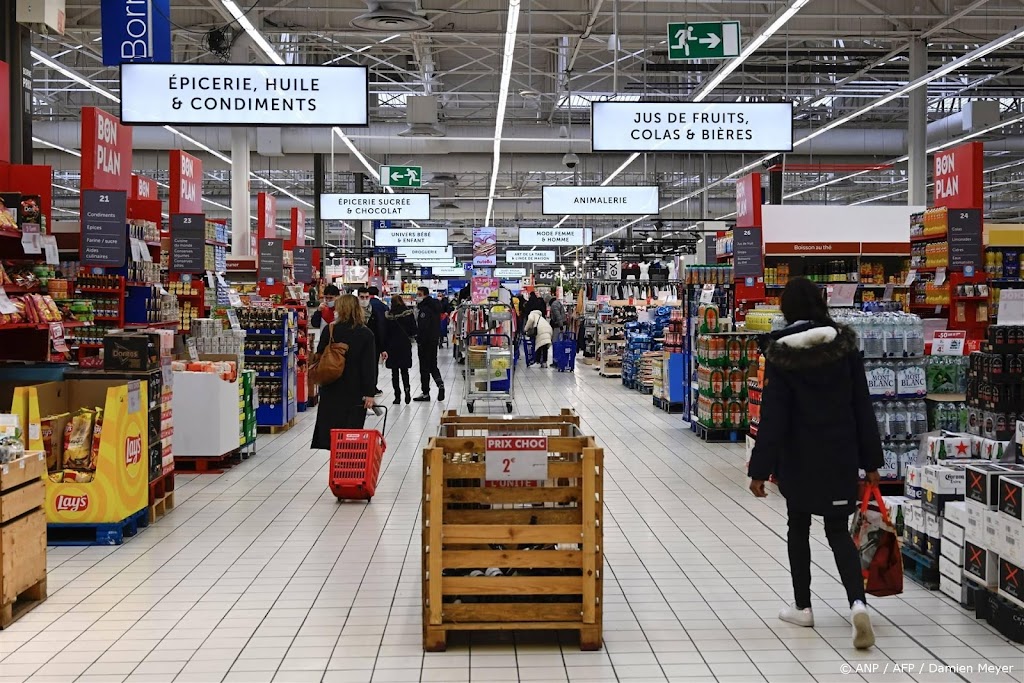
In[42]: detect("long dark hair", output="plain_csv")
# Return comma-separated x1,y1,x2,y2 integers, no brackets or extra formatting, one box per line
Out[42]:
390,295,407,313
781,277,833,325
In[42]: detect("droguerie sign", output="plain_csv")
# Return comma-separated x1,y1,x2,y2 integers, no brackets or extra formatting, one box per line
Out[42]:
81,107,132,191
170,150,202,214
119,64,369,126
591,102,793,152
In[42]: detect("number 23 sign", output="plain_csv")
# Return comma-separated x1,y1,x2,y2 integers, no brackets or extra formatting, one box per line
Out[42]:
485,436,549,482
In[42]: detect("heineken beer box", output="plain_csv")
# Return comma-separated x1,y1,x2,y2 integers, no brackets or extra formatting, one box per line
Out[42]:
904,465,923,500
980,437,1013,462
927,434,973,460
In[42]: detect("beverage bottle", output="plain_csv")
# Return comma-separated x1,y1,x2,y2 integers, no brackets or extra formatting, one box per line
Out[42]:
874,403,888,436
912,400,929,436
882,314,897,357
890,401,908,439
957,402,969,432
895,503,905,537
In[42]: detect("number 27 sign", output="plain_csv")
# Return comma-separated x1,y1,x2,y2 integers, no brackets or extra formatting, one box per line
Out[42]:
485,436,549,482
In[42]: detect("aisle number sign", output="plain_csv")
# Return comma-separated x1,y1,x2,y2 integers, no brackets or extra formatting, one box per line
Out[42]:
485,436,549,483
379,165,422,187
667,21,740,60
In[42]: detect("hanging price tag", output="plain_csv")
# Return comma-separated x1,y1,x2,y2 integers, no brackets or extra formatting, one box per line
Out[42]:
998,289,1024,325
228,289,243,307
41,235,60,266
699,284,716,304
226,309,240,330
932,330,966,355
904,270,917,286
127,380,142,414
206,270,216,288
882,284,895,301
0,289,18,315
21,232,41,254
827,283,858,307
140,241,153,262
935,266,947,287
186,338,199,361
129,238,142,262
49,322,69,353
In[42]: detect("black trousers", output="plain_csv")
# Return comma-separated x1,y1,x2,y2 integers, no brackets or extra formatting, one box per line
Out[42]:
536,343,551,364
418,340,443,393
788,505,865,609
391,367,410,396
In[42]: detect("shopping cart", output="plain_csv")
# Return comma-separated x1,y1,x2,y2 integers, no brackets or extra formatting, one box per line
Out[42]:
329,405,387,502
552,338,577,372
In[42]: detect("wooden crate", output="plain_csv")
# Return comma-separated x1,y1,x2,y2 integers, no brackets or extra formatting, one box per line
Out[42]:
0,452,47,629
422,432,603,652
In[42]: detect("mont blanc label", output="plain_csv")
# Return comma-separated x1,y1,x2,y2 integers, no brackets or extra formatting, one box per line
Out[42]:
591,102,794,152
541,186,660,215
120,64,369,126
866,363,896,397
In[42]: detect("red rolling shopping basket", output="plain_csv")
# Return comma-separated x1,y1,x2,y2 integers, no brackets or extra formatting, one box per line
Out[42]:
329,407,387,501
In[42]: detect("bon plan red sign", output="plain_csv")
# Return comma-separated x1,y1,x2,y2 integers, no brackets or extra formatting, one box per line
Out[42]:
131,174,158,200
170,150,203,214
81,107,132,191
736,173,762,228
933,141,983,209
258,192,277,239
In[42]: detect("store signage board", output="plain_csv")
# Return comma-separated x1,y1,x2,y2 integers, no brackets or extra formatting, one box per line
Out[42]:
485,436,549,482
933,141,984,210
704,235,718,264
519,227,585,246
667,21,740,60
947,208,982,268
699,284,716,304
932,330,967,355
998,289,1024,325
736,173,762,229
379,165,422,187
494,267,526,278
49,322,69,354
432,266,468,277
733,227,763,278
258,192,277,239
170,213,205,273
101,0,172,66
374,228,447,247
398,246,452,260
320,193,431,221
81,107,132,191
506,249,555,263
131,174,158,200
120,64,369,126
169,150,202,214
827,283,858,308
541,186,660,215
81,189,128,266
259,239,284,282
42,235,60,266
591,102,793,153
293,246,314,283
473,226,497,266
605,259,621,279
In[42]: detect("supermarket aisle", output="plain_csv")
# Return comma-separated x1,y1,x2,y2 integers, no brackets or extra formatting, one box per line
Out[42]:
1,352,1022,683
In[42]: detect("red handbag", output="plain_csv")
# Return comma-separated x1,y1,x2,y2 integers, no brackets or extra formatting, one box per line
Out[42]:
853,484,904,597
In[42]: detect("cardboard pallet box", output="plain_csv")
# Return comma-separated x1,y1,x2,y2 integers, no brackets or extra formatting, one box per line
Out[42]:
964,539,999,587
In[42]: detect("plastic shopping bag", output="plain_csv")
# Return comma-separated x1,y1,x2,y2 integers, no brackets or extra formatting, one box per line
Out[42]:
850,484,904,597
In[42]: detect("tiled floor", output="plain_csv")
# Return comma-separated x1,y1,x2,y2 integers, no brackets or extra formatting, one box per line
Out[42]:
2,351,1022,683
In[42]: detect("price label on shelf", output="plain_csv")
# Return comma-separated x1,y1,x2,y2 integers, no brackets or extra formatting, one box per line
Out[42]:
49,322,69,354
932,330,967,355
484,436,549,482
882,284,895,301
998,289,1024,325
21,232,41,254
228,289,243,307
935,266,947,286
904,270,917,286
699,284,716,304
0,289,18,315
41,235,60,266
186,338,199,361
226,309,240,331
127,380,142,414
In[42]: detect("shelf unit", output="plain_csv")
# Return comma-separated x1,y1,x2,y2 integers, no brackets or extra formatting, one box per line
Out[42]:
241,308,298,427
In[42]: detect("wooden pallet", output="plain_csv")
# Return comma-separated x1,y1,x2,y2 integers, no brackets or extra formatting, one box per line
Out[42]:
47,508,149,546
174,450,242,474
422,428,603,652
258,418,296,435
0,577,46,630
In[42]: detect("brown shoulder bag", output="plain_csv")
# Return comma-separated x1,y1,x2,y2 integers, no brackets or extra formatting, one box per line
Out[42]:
309,321,349,385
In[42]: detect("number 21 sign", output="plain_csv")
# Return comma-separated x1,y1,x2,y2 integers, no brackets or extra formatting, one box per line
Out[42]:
485,436,549,483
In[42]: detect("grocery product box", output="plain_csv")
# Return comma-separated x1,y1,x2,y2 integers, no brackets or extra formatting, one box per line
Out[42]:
985,509,1003,553
1001,517,1024,565
965,500,987,546
942,519,965,550
966,463,1019,508
944,500,968,528
103,332,160,371
941,531,964,565
940,574,968,605
939,555,963,583
980,438,1013,462
998,557,1024,608
997,475,1024,522
926,512,943,559
928,434,973,460
964,539,998,587
905,465,923,500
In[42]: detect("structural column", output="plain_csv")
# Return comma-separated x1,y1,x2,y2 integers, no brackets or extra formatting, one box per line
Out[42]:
313,153,326,247
907,38,928,207
230,37,252,256
353,172,366,251
1,4,32,163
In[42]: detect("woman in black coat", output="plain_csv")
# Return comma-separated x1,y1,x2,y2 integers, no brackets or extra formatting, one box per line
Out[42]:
381,295,418,404
311,294,377,450
748,277,883,650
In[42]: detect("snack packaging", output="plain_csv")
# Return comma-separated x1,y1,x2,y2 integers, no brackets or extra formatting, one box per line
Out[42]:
49,471,63,483
90,408,104,467
63,408,96,470
60,469,94,483
40,412,70,471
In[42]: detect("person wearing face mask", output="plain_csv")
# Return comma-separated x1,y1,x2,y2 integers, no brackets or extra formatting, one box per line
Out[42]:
412,286,445,402
357,287,384,396
311,284,340,329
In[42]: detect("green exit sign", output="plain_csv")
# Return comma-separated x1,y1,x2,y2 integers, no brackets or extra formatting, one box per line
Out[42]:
380,165,422,187
667,21,741,60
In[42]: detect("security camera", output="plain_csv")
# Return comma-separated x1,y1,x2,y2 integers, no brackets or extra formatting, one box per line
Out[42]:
562,152,579,169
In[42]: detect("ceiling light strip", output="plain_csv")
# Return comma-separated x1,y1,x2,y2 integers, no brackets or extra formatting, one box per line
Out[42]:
485,0,523,225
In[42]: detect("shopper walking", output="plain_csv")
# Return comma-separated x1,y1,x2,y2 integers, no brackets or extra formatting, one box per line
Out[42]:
357,287,385,396
524,309,553,368
310,294,378,449
381,295,417,405
747,276,882,650
547,294,566,341
413,286,445,402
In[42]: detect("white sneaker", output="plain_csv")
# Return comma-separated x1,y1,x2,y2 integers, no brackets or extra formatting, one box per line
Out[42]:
851,600,875,650
778,604,814,627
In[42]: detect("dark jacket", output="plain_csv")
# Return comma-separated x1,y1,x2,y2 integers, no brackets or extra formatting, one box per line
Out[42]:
311,322,377,449
382,308,417,370
525,294,547,319
747,322,883,516
416,296,442,341
368,298,388,352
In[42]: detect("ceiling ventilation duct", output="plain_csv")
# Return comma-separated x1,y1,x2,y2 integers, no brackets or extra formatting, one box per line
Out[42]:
351,2,432,31
399,95,445,137
434,199,461,210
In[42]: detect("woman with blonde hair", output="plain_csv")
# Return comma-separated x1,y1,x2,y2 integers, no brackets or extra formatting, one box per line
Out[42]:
311,294,378,449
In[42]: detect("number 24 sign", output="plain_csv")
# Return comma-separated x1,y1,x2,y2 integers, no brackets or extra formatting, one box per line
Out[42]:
485,436,549,482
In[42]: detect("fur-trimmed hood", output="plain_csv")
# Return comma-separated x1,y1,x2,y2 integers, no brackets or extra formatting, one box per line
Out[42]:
763,322,858,371
385,308,415,321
